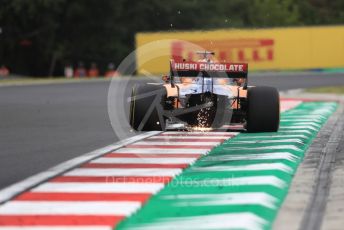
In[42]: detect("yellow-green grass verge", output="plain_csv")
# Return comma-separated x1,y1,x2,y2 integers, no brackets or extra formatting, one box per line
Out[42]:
0,77,111,86
306,86,344,94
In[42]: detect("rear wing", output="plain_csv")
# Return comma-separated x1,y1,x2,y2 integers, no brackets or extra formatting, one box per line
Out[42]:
170,60,248,78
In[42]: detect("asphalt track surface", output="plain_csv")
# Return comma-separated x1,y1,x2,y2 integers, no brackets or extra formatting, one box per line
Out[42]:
0,73,344,189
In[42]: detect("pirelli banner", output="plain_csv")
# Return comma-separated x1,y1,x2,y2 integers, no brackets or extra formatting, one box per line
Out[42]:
135,26,344,74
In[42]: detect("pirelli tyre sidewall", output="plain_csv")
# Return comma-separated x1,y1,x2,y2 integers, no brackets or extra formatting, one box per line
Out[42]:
130,84,167,131
246,86,280,132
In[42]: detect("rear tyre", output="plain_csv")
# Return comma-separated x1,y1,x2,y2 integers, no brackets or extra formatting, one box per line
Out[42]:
246,86,280,132
129,84,167,131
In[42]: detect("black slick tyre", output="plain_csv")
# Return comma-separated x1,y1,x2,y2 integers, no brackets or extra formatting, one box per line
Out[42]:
129,84,167,131
246,86,280,132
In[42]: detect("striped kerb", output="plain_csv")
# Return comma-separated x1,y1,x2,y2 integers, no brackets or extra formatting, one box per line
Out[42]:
116,101,337,230
0,99,337,230
0,131,236,229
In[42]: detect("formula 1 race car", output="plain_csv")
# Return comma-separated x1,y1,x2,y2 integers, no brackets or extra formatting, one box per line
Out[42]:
129,52,279,132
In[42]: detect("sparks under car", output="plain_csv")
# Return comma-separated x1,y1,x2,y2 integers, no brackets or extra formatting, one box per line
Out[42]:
129,52,280,132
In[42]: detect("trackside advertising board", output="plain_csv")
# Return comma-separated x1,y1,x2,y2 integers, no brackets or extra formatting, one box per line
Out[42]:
135,26,344,74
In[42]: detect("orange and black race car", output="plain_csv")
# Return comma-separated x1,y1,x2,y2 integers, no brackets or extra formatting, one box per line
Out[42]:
129,52,279,132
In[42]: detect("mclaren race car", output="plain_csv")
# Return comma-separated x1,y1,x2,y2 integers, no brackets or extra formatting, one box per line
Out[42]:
129,52,280,132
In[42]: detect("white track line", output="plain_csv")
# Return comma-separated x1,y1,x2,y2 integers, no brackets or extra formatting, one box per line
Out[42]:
0,201,141,215
32,182,164,194
132,141,221,146
0,131,161,204
112,148,210,154
91,157,197,164
65,168,182,177
0,227,112,230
